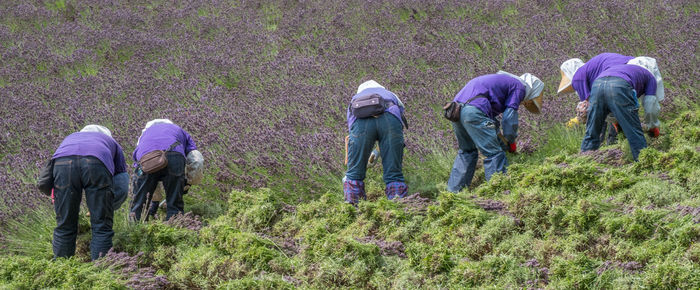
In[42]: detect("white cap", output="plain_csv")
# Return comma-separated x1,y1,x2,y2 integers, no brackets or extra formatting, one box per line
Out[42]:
80,124,112,137
144,119,174,130
137,119,175,145
357,80,385,94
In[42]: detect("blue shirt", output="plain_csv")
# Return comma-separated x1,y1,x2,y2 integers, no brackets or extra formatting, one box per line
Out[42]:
52,132,127,175
597,64,657,97
572,53,634,101
347,87,405,130
133,123,197,164
453,74,525,119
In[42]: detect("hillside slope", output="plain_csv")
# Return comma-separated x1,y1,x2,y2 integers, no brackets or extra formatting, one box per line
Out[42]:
2,109,698,288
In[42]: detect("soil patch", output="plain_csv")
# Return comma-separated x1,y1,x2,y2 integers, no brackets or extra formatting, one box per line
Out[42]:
580,148,627,167
165,212,204,231
397,193,433,214
674,205,700,224
356,236,406,258
521,258,549,286
471,197,523,226
597,260,644,275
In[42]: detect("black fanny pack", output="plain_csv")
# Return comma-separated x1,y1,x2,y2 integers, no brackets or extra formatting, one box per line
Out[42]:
351,94,388,119
443,95,487,122
443,102,463,122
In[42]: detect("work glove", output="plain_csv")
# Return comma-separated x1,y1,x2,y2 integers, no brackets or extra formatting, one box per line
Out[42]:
642,123,660,138
648,127,660,138
566,117,580,128
507,142,517,153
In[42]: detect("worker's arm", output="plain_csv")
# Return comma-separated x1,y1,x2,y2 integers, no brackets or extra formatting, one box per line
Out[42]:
344,136,349,165
501,107,518,144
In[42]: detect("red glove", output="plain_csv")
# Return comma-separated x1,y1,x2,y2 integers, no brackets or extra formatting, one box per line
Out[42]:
508,142,517,153
649,127,660,138
612,123,621,133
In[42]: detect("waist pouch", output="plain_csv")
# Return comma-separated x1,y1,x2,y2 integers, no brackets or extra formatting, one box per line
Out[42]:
351,94,388,119
443,102,463,122
444,95,486,122
139,141,180,174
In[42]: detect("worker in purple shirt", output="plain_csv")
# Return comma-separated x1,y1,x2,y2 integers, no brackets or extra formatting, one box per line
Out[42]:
559,53,635,144
558,53,634,101
130,119,197,221
447,72,543,193
51,124,127,260
558,53,664,142
345,80,407,205
581,64,658,161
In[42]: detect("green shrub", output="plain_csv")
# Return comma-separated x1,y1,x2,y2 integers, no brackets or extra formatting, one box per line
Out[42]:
168,246,246,289
113,221,199,254
0,255,123,289
200,221,289,273
226,188,285,231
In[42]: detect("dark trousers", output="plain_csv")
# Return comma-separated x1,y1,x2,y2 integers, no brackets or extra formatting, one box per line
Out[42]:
52,156,114,261
344,113,407,203
346,113,405,183
130,152,186,221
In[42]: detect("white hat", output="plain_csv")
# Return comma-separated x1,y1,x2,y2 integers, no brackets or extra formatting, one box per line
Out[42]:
80,124,112,137
558,58,584,94
627,56,665,101
137,119,174,145
357,80,385,94
496,71,544,114
520,73,544,114
144,119,174,130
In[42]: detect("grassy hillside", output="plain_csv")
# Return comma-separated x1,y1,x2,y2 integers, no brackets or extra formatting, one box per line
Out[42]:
0,0,698,288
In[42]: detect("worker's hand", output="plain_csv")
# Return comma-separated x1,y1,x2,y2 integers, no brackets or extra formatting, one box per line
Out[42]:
575,100,589,124
566,117,579,128
648,127,660,138
507,142,517,153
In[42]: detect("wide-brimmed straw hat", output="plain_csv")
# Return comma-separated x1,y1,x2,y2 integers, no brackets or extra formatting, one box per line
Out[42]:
523,95,543,114
520,73,544,114
557,58,584,94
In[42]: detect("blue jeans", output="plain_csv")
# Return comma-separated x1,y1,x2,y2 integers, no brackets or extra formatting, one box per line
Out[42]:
131,152,186,221
345,113,406,201
581,76,647,160
113,172,129,210
52,156,114,261
447,105,507,193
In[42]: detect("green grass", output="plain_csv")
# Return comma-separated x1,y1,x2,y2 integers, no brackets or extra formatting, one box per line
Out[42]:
1,105,697,288
3,108,699,288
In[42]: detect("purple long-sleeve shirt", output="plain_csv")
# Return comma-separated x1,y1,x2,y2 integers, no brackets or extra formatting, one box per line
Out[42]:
572,53,634,101
347,87,405,130
597,64,657,97
453,74,525,119
52,132,127,175
133,123,197,164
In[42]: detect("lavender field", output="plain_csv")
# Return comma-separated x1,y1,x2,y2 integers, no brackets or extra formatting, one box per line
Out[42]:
1,0,699,288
